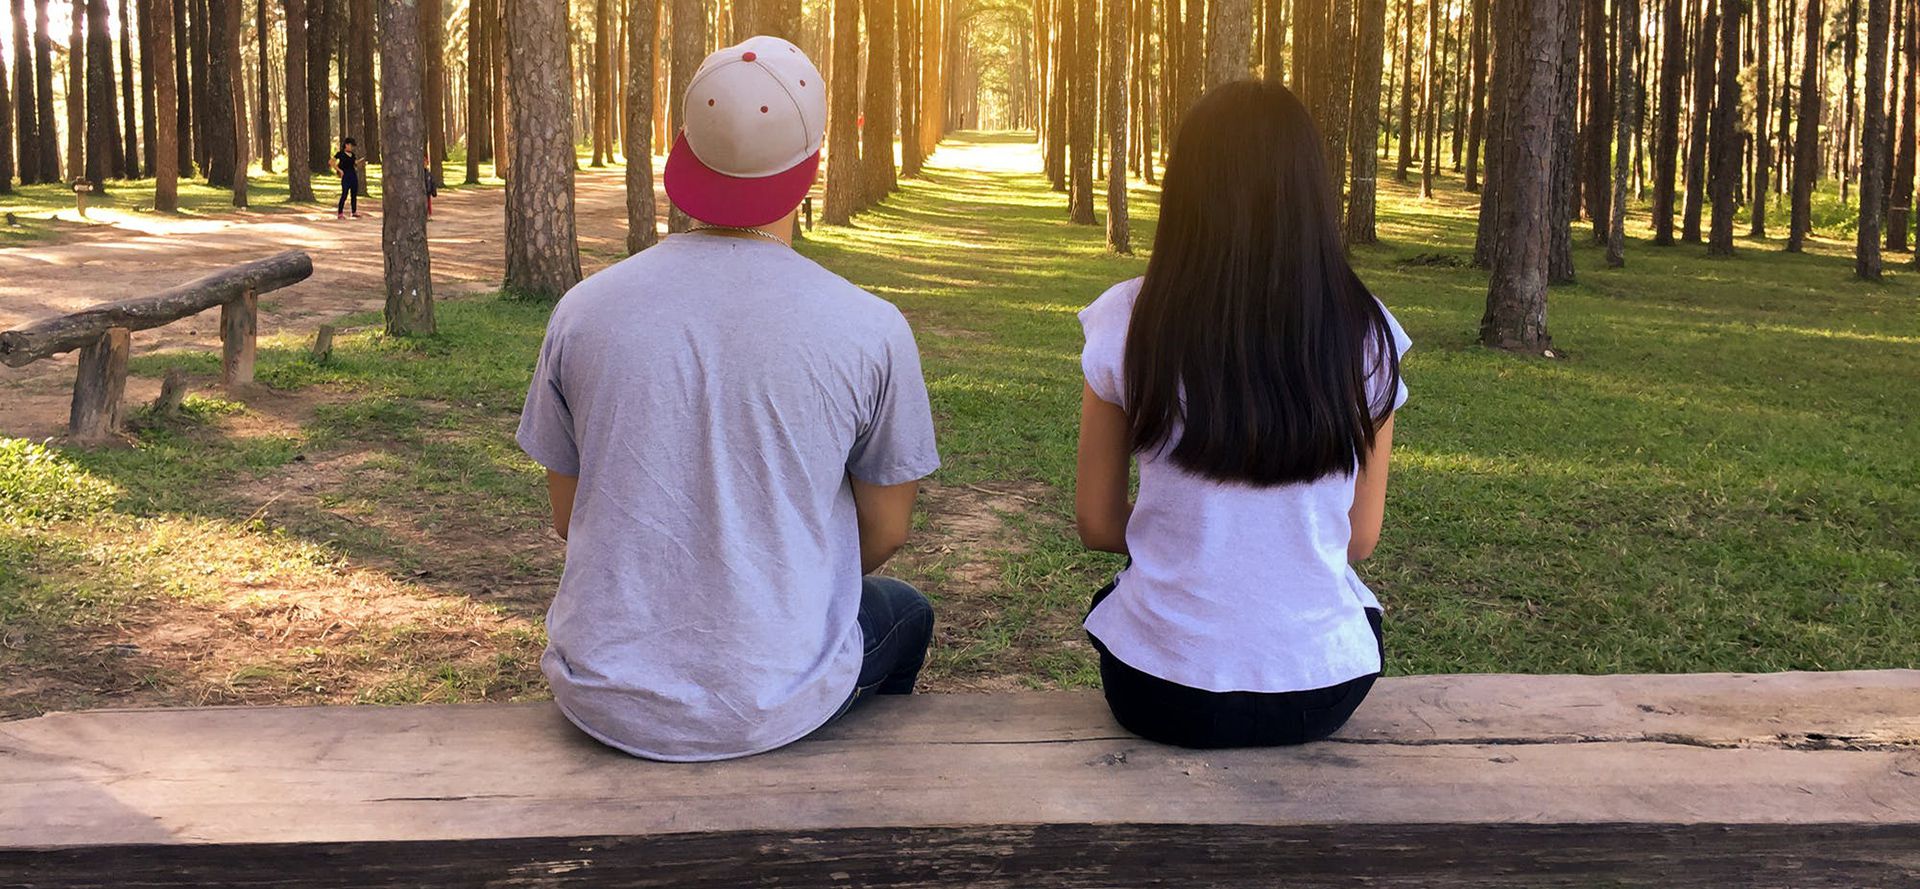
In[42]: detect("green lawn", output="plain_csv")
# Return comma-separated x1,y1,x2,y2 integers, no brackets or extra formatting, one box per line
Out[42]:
2,131,1915,715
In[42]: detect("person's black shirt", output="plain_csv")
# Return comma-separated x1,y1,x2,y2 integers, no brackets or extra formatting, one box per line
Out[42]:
335,150,358,180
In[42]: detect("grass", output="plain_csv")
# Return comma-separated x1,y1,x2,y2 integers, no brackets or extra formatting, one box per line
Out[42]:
2,131,1916,715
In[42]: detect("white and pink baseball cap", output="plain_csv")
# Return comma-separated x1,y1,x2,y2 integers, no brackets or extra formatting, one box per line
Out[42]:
663,36,827,228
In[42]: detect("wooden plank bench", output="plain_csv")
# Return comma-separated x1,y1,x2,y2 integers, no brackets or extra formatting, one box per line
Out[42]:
0,252,313,443
3,671,1917,887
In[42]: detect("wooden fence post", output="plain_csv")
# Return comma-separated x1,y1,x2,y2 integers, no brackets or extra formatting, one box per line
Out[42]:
221,289,258,387
69,328,131,443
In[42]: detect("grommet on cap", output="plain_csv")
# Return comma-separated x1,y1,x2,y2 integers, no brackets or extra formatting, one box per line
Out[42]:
742,51,757,62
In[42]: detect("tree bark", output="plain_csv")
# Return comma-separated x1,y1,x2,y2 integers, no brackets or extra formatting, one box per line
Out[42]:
1583,0,1610,240
152,0,177,208
1207,0,1251,85
34,0,60,181
1706,0,1740,255
626,0,657,252
1842,0,1857,202
667,0,704,230
1105,0,1130,251
822,0,861,223
138,0,155,173
1787,0,1821,250
1682,0,1714,243
466,0,489,181
1465,0,1488,190
1856,0,1891,276
1069,0,1096,223
347,0,375,165
379,0,434,333
1889,0,1916,252
1347,0,1388,243
201,0,236,185
1652,0,1683,243
1046,0,1067,188
1265,0,1287,81
0,39,12,192
593,0,611,165
252,0,269,172
1325,0,1354,189
69,0,85,181
12,0,37,185
285,0,312,200
1607,0,1640,266
899,0,921,176
1420,0,1439,197
1482,0,1564,354
117,0,139,176
1473,0,1513,267
224,0,247,205
491,0,506,176
504,0,582,298
1547,0,1578,282
862,0,897,204
86,0,120,183
1750,0,1773,236
1395,0,1413,180
306,0,330,172
422,0,444,185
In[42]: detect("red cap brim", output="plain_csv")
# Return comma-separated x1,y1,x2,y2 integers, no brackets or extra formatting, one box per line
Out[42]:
663,133,820,229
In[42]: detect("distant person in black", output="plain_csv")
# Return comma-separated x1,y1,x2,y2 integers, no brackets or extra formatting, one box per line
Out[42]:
332,138,361,219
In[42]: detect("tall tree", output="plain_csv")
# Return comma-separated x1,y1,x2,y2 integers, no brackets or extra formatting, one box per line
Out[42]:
1325,0,1354,187
1420,0,1439,197
465,0,490,182
34,0,59,180
1347,0,1388,242
1395,0,1413,180
1482,0,1566,354
1474,0,1513,267
1856,0,1891,276
1105,0,1130,251
1652,0,1683,243
504,0,582,297
1751,0,1773,236
224,0,246,204
190,0,208,173
11,0,37,184
821,0,860,223
1465,0,1488,190
350,0,375,163
152,0,177,208
592,0,611,165
117,0,138,177
667,0,704,230
285,0,313,200
1265,0,1287,80
1046,0,1067,188
204,0,237,186
67,0,82,180
1607,0,1641,266
253,0,268,172
1842,0,1857,202
138,0,155,172
625,0,656,252
1179,0,1200,112
898,0,920,176
1706,0,1739,255
86,0,120,183
1208,0,1251,85
1788,0,1821,250
862,0,897,204
422,0,444,185
379,0,434,333
1070,0,1096,223
0,39,12,192
1583,0,1610,240
1895,0,1918,251
1682,0,1715,242
307,0,330,172
1547,0,1579,282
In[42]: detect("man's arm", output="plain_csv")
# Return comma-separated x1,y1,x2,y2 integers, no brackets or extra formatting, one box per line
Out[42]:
546,471,578,541
851,477,919,574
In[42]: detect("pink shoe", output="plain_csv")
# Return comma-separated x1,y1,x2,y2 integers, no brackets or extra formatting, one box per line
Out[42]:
336,212,344,220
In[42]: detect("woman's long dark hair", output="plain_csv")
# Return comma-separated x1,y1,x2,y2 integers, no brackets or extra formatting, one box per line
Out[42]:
1124,80,1400,486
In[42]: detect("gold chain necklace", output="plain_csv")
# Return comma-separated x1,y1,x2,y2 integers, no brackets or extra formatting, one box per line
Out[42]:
689,224,786,245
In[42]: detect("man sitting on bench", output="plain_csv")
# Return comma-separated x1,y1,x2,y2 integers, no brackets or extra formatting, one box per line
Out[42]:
515,36,941,761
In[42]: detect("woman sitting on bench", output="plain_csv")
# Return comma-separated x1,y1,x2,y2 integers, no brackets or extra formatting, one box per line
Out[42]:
1073,80,1410,749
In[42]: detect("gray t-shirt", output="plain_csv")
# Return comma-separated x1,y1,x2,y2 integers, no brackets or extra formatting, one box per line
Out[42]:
516,233,940,761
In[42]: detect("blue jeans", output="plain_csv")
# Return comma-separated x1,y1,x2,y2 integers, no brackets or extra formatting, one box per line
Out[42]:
827,576,935,722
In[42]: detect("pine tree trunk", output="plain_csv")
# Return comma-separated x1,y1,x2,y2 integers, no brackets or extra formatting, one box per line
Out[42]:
306,0,330,172
138,0,155,173
86,0,120,183
862,0,897,204
1473,0,1513,267
1465,0,1488,190
69,0,85,180
192,0,210,174
224,0,247,205
1583,0,1610,240
466,0,489,181
1,43,13,192
1394,0,1413,180
253,0,269,172
667,0,704,230
1265,0,1286,81
1046,0,1067,188
1856,0,1891,275
822,0,861,223
1420,0,1438,197
504,0,582,297
1069,0,1096,223
380,0,434,333
1682,0,1714,242
625,0,657,252
1208,0,1252,85
1482,0,1564,354
490,0,507,177
422,0,444,184
10,0,36,184
1788,0,1821,250
152,0,177,208
1347,0,1388,243
1105,0,1130,251
1750,0,1773,236
899,0,921,176
201,0,234,185
1179,0,1200,110
34,0,61,181
1706,0,1740,255
1652,0,1683,243
1889,0,1916,252
1547,0,1578,282
285,0,312,199
118,0,139,176
1842,0,1857,202
1326,0,1354,189
1607,0,1640,265
593,0,610,166
349,0,375,165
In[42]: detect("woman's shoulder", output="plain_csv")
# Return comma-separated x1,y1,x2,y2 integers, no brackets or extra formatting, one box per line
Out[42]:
1078,277,1145,334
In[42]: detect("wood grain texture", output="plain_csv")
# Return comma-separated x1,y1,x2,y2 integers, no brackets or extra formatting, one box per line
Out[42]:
219,288,255,386
0,251,311,366
65,327,128,441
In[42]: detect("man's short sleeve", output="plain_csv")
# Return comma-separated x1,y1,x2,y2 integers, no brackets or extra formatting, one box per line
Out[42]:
516,324,581,476
847,315,941,486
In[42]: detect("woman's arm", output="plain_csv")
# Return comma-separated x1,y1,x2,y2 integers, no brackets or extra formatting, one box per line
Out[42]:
1347,414,1396,562
1075,383,1133,554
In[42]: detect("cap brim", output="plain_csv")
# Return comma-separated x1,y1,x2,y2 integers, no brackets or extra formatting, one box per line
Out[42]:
663,133,820,229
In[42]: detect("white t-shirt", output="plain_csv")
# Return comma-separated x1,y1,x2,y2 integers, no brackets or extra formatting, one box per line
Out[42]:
1079,278,1411,694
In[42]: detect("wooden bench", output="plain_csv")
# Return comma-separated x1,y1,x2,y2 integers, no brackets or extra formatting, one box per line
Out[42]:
3,671,1917,887
0,251,313,442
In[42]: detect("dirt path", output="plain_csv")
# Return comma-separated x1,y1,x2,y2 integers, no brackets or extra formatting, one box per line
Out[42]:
0,169,658,437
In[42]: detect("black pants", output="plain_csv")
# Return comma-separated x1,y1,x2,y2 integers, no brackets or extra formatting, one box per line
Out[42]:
337,177,359,214
1088,580,1383,749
